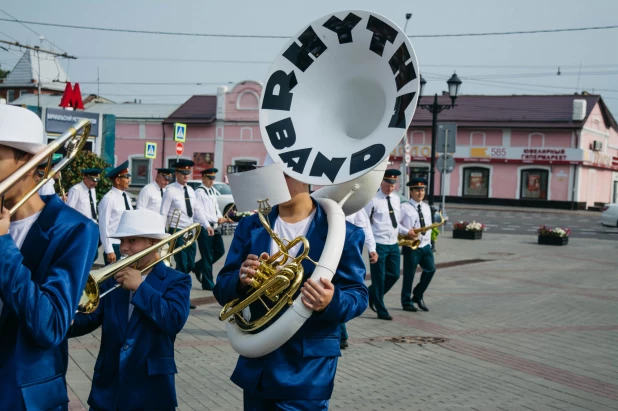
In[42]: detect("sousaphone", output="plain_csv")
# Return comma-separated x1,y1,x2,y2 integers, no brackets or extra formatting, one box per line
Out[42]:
222,10,420,358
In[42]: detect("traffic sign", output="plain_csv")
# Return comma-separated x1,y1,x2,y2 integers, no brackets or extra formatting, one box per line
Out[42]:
404,154,411,165
174,123,186,142
437,123,457,154
144,142,157,159
436,154,455,174
175,142,184,156
404,144,411,154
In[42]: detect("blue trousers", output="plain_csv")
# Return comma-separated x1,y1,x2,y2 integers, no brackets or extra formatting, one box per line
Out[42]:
103,243,121,266
243,390,329,411
368,243,400,317
401,244,436,305
169,228,197,275
195,230,225,290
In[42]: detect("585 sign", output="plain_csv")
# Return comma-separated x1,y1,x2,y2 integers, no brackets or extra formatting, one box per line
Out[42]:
490,148,507,157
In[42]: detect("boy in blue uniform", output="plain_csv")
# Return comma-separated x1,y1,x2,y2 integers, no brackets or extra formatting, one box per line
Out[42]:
214,157,368,411
70,209,192,411
0,104,99,411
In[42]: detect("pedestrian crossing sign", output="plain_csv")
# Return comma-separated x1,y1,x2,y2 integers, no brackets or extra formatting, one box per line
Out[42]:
145,142,157,159
174,123,187,142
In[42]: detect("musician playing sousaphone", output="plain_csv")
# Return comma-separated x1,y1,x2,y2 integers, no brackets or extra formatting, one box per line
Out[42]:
69,209,191,411
214,155,368,409
0,104,99,410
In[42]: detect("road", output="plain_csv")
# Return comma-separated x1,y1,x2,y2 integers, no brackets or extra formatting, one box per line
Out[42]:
442,207,618,241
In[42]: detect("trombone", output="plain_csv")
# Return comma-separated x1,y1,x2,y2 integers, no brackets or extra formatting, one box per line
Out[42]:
0,119,91,215
77,222,201,314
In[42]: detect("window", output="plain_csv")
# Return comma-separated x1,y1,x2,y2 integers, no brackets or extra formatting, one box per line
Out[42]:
7,90,15,102
19,90,30,97
47,137,93,153
131,158,150,186
409,166,429,182
463,167,490,197
235,160,257,173
520,169,548,200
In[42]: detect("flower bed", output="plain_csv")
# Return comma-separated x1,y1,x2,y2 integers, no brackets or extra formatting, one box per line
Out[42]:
452,221,485,240
537,225,570,246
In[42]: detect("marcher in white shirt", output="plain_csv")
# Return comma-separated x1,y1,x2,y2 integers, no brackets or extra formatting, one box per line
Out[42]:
399,178,436,312
136,168,173,212
35,155,66,200
160,160,213,277
193,167,230,290
363,169,403,321
66,168,102,223
98,160,133,265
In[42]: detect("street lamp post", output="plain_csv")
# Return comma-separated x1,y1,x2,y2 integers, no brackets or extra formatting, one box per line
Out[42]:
418,72,462,206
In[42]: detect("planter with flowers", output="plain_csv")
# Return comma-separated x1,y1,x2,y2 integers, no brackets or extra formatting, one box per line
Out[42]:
537,225,570,246
452,221,485,240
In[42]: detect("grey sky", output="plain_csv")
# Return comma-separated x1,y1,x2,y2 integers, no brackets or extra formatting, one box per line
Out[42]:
1,0,617,115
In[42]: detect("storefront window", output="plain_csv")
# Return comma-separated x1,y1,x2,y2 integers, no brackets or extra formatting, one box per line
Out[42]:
409,166,429,182
520,169,548,200
131,158,150,187
463,167,490,197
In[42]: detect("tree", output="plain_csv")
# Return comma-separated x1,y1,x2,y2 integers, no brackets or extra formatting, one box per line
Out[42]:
0,68,9,80
58,150,112,202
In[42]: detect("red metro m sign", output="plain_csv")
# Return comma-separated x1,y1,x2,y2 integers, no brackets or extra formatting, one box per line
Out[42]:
59,82,85,110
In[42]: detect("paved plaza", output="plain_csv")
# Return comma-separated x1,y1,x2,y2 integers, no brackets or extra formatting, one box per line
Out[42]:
68,210,618,411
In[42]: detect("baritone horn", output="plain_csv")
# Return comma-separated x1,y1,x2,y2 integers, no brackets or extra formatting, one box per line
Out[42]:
222,10,421,358
398,210,446,250
0,119,91,215
77,223,201,314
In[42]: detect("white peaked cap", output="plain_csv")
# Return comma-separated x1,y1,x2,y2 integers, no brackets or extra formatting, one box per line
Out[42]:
111,209,171,240
0,105,47,154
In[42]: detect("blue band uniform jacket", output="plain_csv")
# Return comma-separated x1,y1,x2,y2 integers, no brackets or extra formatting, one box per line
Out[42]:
214,199,369,400
0,195,99,411
69,262,191,411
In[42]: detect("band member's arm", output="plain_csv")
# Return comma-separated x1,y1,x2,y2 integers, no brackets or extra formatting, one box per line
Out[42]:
314,226,368,323
213,217,252,305
398,204,417,237
98,196,114,254
130,273,191,336
193,190,211,229
160,190,173,222
0,221,99,348
136,186,149,210
355,209,376,253
66,187,79,208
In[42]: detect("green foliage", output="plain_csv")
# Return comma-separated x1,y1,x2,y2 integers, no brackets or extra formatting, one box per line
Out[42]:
58,150,111,202
431,227,440,241
0,68,9,80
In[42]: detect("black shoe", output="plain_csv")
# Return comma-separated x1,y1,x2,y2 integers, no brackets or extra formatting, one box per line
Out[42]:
413,297,429,312
340,340,349,349
377,314,393,321
368,294,376,313
190,304,197,310
402,304,418,312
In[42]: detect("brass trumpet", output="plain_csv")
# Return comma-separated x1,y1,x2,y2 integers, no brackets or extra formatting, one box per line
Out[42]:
77,222,201,314
219,202,316,332
0,119,90,215
398,210,446,250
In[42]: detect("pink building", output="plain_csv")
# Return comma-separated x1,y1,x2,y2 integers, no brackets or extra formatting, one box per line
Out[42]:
109,82,618,210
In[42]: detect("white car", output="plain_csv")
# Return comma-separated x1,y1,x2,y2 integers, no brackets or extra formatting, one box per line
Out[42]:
187,180,235,215
600,203,618,227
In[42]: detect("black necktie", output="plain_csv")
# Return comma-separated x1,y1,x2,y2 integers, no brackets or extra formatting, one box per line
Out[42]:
386,196,397,228
160,188,164,198
88,189,98,220
122,192,130,210
184,186,193,217
417,204,426,227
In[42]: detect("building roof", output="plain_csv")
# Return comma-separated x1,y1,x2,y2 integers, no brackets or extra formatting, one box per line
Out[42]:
0,50,68,91
10,93,116,109
85,103,180,119
410,94,617,131
164,95,217,124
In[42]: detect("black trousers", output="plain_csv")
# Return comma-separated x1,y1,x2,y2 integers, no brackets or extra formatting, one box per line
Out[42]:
195,230,225,290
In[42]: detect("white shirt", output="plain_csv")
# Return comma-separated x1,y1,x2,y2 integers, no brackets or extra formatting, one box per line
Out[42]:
194,185,221,229
346,208,376,253
270,209,316,263
98,187,133,253
1,211,42,315
38,179,56,196
399,199,432,249
66,181,98,223
363,190,402,246
160,182,196,230
137,181,167,213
